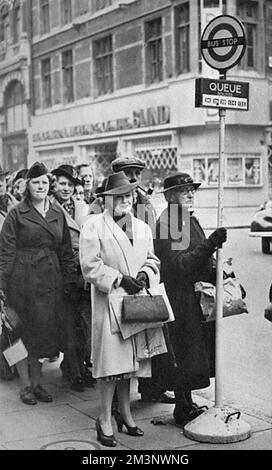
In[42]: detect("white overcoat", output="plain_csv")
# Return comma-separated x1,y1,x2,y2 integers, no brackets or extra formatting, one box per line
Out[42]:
79,209,161,379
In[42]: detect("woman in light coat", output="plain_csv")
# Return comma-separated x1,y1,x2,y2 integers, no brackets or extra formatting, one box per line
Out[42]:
79,171,163,447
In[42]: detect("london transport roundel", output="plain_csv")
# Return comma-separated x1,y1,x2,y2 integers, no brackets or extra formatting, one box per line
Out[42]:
201,15,246,71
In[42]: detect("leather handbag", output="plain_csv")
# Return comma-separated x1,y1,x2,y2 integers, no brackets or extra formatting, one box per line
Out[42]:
122,290,170,323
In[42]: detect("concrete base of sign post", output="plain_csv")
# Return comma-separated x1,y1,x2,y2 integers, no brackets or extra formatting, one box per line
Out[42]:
183,406,251,444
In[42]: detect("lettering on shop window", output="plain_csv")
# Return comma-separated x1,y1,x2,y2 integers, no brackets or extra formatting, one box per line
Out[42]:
32,105,170,143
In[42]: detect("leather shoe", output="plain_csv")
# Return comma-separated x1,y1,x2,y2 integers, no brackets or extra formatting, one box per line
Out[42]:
20,386,37,405
82,371,97,388
70,376,85,392
33,385,53,402
174,406,206,426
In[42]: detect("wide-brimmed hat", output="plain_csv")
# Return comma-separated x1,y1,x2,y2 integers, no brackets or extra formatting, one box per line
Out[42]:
111,156,145,173
160,172,201,193
51,164,81,186
95,178,107,196
101,171,138,196
27,162,48,179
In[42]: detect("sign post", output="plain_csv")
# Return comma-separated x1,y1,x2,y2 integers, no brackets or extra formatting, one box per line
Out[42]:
184,16,251,444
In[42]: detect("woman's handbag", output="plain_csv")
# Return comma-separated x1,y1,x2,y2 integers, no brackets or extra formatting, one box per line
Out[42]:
195,276,248,321
122,289,170,323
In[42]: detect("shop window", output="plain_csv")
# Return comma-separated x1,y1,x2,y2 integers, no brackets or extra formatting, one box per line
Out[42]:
61,0,72,25
145,18,163,84
62,50,74,104
0,4,9,43
192,154,261,186
175,3,190,74
93,36,113,96
4,81,27,133
237,0,258,70
41,58,52,108
13,0,20,43
40,0,50,35
86,142,117,183
134,137,177,190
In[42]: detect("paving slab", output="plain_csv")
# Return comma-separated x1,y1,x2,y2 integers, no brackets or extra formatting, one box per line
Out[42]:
0,404,93,443
2,428,130,451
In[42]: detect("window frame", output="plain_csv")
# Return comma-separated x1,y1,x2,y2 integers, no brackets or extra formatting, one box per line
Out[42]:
41,57,52,108
93,35,114,96
175,2,190,75
0,4,9,43
61,0,72,26
62,49,74,104
236,0,258,70
145,17,163,84
40,0,50,35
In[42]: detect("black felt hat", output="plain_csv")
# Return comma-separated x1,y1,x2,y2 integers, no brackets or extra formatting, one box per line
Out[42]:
160,172,201,193
101,171,138,196
27,162,48,179
51,164,81,185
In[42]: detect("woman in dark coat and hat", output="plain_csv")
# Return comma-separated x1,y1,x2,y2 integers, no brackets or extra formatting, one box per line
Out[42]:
155,172,227,425
0,162,76,405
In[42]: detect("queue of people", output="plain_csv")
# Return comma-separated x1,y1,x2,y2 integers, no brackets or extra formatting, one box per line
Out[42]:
0,156,228,447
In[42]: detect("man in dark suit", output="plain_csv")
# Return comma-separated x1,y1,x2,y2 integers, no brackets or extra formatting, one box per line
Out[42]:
155,172,227,425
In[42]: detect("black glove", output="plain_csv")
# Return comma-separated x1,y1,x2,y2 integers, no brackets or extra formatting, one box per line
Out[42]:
136,272,149,289
208,227,227,248
0,289,7,305
120,275,142,295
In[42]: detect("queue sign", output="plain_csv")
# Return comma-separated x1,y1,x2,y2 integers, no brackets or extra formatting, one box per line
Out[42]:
195,77,249,111
201,15,246,71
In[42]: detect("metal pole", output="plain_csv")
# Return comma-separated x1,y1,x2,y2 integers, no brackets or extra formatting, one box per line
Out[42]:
215,71,226,407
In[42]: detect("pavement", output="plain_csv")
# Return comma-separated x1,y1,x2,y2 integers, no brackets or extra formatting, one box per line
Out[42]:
0,356,272,451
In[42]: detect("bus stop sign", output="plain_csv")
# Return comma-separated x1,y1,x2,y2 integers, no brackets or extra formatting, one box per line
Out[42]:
201,15,246,71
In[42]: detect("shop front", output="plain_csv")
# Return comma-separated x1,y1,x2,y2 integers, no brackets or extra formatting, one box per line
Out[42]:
30,83,268,227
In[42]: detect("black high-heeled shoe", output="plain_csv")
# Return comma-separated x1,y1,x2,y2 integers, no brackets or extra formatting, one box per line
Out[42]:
113,410,144,437
95,418,117,447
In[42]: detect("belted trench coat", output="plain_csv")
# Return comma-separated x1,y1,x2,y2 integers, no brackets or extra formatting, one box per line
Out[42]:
0,199,76,357
79,210,161,379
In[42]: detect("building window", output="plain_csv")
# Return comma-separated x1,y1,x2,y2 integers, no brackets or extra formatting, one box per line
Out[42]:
94,0,113,12
0,5,9,43
237,0,258,70
145,18,163,84
62,50,74,104
61,0,72,25
93,36,113,96
192,154,261,186
41,58,51,108
175,3,190,74
5,81,27,133
40,0,50,35
13,0,20,43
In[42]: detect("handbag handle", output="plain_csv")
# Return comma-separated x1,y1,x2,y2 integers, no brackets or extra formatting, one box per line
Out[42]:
145,289,153,298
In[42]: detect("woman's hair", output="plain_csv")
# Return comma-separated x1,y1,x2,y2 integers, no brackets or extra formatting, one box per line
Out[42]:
23,174,51,201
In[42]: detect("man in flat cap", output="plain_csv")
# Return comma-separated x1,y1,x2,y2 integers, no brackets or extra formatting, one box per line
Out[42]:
111,156,156,234
155,172,227,425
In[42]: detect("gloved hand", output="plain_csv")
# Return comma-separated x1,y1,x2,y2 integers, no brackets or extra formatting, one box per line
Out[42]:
0,289,7,305
120,275,142,295
136,272,149,289
208,227,227,248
